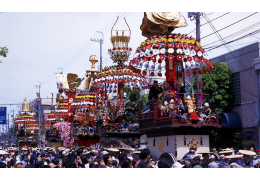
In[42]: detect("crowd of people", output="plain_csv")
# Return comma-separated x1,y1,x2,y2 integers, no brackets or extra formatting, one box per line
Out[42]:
0,145,260,168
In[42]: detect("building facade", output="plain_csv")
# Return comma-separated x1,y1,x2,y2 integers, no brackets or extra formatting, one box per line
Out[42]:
210,42,260,149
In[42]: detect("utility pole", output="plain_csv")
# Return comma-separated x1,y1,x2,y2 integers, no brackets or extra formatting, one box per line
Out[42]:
188,12,203,106
91,31,104,72
7,113,9,145
36,82,41,147
12,110,14,146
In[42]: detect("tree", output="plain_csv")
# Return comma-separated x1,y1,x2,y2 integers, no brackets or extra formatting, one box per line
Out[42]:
124,88,148,123
0,47,8,63
191,62,233,114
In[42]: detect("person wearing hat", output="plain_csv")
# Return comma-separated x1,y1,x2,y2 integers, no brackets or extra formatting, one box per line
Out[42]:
156,157,173,168
223,154,243,168
182,147,196,160
208,155,219,168
237,150,257,167
218,150,234,168
41,153,50,164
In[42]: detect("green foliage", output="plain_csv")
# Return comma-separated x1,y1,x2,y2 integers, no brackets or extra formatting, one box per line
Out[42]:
242,140,255,149
0,47,8,58
124,88,148,123
191,62,233,114
232,132,244,149
210,129,243,149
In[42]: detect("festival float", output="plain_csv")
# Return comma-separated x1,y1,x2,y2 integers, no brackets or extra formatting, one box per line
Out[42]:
14,97,39,148
132,12,221,160
47,57,101,148
89,17,150,150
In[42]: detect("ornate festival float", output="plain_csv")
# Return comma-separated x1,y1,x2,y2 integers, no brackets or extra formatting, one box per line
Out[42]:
14,97,39,148
132,12,221,160
89,17,150,150
45,56,101,148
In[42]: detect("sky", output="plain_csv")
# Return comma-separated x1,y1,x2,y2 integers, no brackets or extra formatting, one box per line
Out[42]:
0,3,260,129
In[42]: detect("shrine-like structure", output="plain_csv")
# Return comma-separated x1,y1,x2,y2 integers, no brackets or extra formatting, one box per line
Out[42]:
14,97,39,148
133,12,221,160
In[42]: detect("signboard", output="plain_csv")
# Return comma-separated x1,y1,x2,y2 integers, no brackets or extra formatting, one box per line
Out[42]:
0,107,6,124
96,92,102,110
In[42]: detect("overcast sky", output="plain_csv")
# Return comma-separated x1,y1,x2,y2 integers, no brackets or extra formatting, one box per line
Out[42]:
1,10,260,128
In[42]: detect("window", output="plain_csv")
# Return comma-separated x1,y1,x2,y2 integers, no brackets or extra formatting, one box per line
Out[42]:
232,72,241,106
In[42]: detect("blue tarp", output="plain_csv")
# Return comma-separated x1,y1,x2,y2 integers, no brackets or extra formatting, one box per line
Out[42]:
220,113,242,128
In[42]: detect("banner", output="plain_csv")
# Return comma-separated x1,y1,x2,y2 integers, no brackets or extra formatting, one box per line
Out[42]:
96,92,102,110
0,107,6,124
68,92,75,122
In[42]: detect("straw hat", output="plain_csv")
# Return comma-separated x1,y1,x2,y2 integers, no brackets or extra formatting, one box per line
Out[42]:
197,152,215,154
106,148,119,152
58,147,66,151
146,12,187,27
221,148,231,151
133,151,141,154
219,150,235,154
239,150,256,156
224,154,243,159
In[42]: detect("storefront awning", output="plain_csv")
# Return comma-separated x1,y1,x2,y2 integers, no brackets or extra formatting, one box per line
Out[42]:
220,113,242,128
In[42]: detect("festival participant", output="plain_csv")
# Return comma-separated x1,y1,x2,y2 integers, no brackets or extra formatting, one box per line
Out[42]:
148,81,162,103
137,148,151,168
198,152,213,168
183,155,193,168
21,154,28,168
30,150,37,167
103,154,113,168
208,155,219,168
121,158,132,168
218,150,234,168
182,147,196,160
237,150,257,167
190,156,202,168
197,109,206,124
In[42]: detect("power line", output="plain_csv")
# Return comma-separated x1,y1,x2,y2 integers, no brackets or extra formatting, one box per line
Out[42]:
61,12,124,69
203,13,257,81
62,12,131,70
0,97,21,103
187,12,230,35
201,12,258,40
204,20,260,47
206,29,260,51
24,12,127,99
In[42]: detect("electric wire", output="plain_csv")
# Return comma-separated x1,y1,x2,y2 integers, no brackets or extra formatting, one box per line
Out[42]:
206,29,260,51
187,12,230,35
201,12,258,40
204,13,257,80
203,13,258,116
62,12,131,70
203,20,260,47
25,12,127,99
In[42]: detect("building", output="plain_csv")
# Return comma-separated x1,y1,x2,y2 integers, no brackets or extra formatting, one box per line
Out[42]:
30,98,57,125
210,42,260,149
